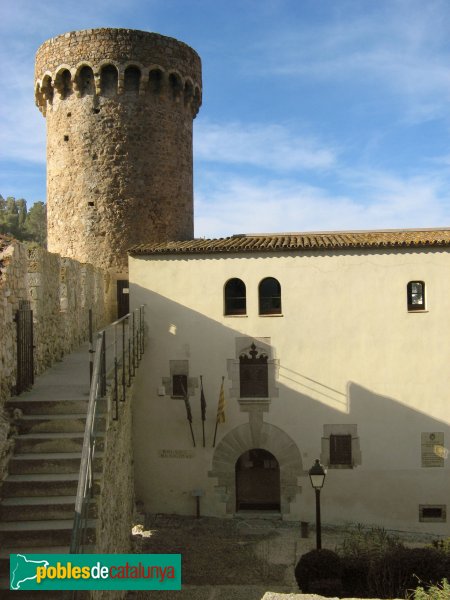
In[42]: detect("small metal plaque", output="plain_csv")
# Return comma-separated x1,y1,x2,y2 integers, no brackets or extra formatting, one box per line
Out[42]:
421,432,445,467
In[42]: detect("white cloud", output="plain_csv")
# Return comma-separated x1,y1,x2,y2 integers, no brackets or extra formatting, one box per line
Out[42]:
194,169,450,238
195,120,337,172
246,0,450,123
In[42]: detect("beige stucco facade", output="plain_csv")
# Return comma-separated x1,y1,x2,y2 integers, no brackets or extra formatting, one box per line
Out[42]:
129,240,450,534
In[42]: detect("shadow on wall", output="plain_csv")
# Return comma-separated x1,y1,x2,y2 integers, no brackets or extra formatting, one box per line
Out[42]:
129,284,450,529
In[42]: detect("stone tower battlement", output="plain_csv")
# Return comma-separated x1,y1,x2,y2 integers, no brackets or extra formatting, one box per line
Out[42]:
35,28,202,277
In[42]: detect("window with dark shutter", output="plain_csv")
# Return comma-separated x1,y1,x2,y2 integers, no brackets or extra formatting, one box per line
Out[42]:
330,434,352,465
239,343,269,398
172,374,188,398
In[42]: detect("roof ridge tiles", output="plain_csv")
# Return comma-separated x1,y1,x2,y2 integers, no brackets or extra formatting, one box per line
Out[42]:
128,228,450,255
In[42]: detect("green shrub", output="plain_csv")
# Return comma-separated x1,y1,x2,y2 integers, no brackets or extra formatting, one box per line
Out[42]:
432,538,450,553
410,579,450,600
337,525,404,598
295,548,342,596
337,526,450,598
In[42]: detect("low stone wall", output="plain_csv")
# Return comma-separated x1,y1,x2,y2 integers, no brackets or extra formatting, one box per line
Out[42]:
0,238,28,479
0,236,110,478
92,374,136,600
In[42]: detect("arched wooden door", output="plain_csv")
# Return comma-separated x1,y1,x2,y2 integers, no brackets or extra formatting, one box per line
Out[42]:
235,448,280,511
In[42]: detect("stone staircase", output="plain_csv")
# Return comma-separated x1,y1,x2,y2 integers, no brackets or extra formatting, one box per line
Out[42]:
0,345,105,595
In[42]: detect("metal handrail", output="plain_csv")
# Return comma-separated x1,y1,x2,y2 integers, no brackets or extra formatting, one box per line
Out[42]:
70,305,145,554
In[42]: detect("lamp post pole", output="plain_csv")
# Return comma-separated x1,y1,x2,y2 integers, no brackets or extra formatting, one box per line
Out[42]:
315,487,322,549
309,458,326,551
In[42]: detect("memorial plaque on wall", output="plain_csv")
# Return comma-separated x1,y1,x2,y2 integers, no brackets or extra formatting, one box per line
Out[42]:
421,432,445,467
158,449,194,459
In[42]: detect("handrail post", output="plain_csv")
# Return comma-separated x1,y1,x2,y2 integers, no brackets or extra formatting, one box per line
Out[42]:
89,309,93,383
72,306,145,554
132,311,136,375
101,330,106,397
121,319,126,401
128,317,132,387
141,305,145,356
113,323,118,420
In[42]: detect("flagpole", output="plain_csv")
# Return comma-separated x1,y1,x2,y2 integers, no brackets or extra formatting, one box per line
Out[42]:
212,421,219,448
200,375,205,448
189,421,196,447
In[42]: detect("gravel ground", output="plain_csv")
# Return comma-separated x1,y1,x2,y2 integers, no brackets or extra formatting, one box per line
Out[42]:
125,514,436,600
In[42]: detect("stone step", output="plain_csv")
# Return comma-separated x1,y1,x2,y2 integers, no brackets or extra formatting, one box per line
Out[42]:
9,452,103,475
0,495,97,522
1,473,101,498
7,397,106,415
14,432,105,454
16,414,106,434
0,519,96,548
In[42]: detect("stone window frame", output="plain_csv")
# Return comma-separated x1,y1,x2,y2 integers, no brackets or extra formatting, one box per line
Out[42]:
162,360,197,399
227,337,279,411
321,424,361,469
419,504,447,523
239,343,269,398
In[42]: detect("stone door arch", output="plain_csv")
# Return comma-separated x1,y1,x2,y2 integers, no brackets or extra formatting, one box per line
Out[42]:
209,421,303,515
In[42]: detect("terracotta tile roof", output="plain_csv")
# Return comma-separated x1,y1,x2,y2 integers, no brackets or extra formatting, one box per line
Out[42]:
129,228,450,256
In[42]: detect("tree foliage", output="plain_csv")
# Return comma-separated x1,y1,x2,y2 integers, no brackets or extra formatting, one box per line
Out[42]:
0,196,47,247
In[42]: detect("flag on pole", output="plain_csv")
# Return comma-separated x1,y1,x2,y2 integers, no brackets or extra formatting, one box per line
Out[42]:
181,382,195,446
181,382,192,423
216,377,225,424
200,377,206,422
183,392,193,423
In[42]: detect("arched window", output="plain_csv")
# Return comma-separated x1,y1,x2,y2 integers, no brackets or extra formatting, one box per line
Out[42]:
55,69,72,100
100,65,118,97
224,278,246,315
407,281,425,311
259,277,281,315
168,73,182,100
124,66,141,93
76,66,95,97
41,75,54,103
184,81,193,107
149,69,163,94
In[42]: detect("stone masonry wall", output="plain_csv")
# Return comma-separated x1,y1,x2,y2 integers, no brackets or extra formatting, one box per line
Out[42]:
27,246,109,374
35,29,202,277
0,238,28,479
0,237,109,478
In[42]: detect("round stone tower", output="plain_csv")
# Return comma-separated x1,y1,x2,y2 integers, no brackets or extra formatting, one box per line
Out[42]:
35,28,202,280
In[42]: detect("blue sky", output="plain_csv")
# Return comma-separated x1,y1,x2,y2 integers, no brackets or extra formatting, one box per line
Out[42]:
1,0,450,237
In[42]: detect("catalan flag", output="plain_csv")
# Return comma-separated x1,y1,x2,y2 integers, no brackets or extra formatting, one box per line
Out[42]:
216,377,225,424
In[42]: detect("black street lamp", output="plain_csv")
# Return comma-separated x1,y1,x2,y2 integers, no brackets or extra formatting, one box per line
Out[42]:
309,459,327,549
